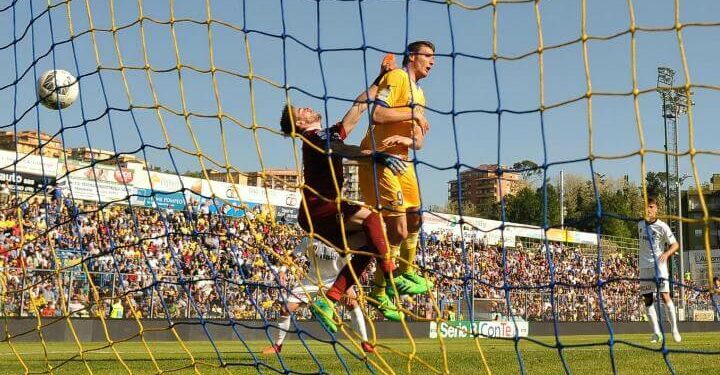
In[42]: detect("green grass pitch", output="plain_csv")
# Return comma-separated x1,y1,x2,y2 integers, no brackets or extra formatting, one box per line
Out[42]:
1,333,718,374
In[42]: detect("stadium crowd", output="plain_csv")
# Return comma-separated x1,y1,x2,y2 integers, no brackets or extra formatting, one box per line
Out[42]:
413,231,716,322
0,187,716,322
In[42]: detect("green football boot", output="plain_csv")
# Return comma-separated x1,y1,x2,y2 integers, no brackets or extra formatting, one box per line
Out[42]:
310,297,337,333
367,291,405,322
386,273,428,299
402,270,434,291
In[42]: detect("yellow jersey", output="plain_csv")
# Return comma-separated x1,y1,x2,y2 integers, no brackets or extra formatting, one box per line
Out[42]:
110,301,124,319
360,68,426,159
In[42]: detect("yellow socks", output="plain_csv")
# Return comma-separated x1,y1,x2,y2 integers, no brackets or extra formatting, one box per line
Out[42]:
398,231,419,274
372,243,401,296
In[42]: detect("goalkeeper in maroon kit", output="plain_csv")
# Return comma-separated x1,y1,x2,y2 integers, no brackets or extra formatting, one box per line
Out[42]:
278,56,425,332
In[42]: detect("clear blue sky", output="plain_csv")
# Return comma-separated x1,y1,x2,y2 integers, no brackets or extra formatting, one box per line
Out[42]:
2,0,720,207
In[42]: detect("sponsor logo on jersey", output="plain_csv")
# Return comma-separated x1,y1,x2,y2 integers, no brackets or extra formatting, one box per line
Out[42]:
376,87,391,103
313,244,339,261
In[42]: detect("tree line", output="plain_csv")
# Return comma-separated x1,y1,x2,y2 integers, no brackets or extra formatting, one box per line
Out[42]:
436,161,676,239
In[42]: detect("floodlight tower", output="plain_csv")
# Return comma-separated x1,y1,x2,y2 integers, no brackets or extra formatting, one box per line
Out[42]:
657,68,677,216
657,67,692,313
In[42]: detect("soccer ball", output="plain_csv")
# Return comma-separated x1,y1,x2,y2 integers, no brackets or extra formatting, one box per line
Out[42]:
38,69,79,109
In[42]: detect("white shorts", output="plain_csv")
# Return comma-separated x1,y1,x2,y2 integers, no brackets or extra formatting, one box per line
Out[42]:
286,283,331,304
639,267,670,294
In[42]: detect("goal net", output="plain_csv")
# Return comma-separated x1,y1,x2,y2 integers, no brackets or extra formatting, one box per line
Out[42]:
1,0,719,374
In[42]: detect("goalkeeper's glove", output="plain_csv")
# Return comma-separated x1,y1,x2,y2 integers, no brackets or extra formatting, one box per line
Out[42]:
373,152,407,176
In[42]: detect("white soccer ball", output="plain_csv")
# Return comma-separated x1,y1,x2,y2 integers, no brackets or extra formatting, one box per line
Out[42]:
38,69,79,109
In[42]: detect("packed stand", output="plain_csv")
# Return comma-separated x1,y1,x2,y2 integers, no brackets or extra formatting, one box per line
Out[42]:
413,230,716,322
0,189,302,321
0,188,716,323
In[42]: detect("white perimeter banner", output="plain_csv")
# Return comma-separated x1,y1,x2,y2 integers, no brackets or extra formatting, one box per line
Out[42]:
131,170,203,194
688,249,720,286
422,213,516,247
56,158,135,202
0,149,58,176
203,179,300,208
58,178,134,203
422,212,597,247
132,171,300,209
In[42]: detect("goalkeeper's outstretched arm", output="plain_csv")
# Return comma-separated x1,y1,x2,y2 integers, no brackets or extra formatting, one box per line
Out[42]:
340,58,396,135
339,85,380,134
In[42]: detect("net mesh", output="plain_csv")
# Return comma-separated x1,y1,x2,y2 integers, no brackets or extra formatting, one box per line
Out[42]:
1,0,719,374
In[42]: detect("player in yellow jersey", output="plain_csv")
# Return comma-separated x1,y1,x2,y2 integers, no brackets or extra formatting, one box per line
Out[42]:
359,41,435,314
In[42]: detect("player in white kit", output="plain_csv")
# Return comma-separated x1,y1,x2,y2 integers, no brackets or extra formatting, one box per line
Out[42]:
262,238,374,354
638,196,681,343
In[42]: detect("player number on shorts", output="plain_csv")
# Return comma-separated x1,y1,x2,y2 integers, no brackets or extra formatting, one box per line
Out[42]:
395,191,404,207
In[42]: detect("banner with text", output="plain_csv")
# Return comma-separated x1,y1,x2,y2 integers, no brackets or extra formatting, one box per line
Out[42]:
198,179,301,218
56,158,135,202
422,212,598,247
203,180,301,208
0,149,58,176
688,249,720,286
130,174,300,218
429,320,529,339
131,171,203,195
422,213,515,247
0,170,56,194
131,188,187,210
